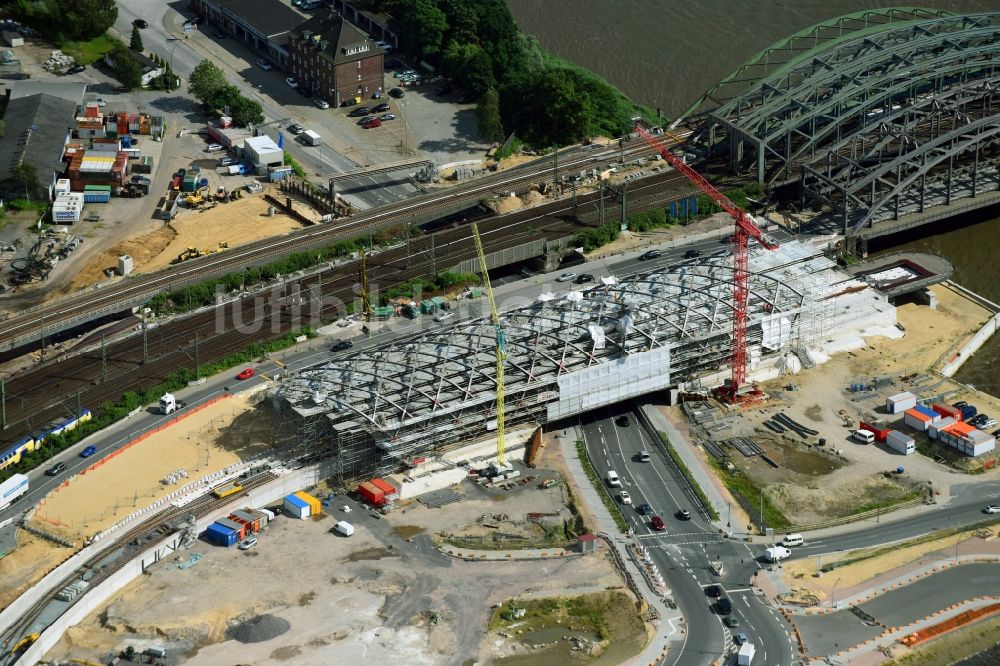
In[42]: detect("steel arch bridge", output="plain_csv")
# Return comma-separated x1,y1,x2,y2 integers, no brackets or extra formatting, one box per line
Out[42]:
687,10,1000,237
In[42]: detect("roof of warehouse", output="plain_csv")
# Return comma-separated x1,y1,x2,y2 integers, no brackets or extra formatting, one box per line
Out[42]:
0,93,75,199
213,0,306,38
244,135,281,152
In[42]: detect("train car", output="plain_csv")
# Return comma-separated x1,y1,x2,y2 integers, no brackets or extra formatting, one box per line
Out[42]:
0,473,29,511
36,409,93,445
212,481,244,500
0,436,36,473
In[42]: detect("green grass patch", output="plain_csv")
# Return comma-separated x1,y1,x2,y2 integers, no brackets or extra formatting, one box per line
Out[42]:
575,440,628,533
0,327,315,485
60,34,117,65
283,151,306,178
849,488,924,516
655,431,719,521
490,591,636,641
707,456,790,530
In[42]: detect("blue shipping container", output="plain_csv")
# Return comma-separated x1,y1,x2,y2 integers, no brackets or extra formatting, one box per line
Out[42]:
960,405,977,420
914,404,938,419
83,192,111,203
205,522,237,547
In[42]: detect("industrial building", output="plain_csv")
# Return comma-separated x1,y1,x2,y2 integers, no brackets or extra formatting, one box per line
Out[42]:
286,12,385,105
0,92,75,201
272,240,896,482
241,135,283,172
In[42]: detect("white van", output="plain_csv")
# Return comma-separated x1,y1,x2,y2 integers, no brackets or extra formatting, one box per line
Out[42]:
606,470,621,487
763,546,791,562
853,429,875,444
780,533,804,547
333,521,355,537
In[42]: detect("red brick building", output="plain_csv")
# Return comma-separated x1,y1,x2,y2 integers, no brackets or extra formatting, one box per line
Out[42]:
287,12,384,107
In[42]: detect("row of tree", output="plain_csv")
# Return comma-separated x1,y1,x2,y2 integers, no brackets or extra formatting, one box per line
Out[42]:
8,0,117,43
382,0,646,147
189,59,264,128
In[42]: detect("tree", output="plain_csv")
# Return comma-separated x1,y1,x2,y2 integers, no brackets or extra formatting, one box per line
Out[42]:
9,162,38,201
53,0,117,41
441,42,494,97
110,44,142,90
188,59,228,109
129,26,143,52
228,95,264,127
475,87,503,143
501,68,593,146
396,0,447,56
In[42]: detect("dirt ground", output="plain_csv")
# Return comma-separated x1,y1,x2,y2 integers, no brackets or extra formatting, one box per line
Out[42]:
492,189,549,214
43,474,626,666
0,533,70,610
62,193,308,292
32,395,270,543
692,283,1000,526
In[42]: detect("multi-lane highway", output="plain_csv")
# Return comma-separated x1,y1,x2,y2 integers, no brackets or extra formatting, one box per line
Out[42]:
579,406,797,666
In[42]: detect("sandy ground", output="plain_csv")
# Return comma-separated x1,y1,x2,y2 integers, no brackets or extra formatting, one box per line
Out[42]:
62,194,309,292
492,189,548,214
31,395,270,543
43,462,627,666
0,533,71,610
689,283,1000,526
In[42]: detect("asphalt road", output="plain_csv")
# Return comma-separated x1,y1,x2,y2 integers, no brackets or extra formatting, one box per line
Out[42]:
579,406,798,666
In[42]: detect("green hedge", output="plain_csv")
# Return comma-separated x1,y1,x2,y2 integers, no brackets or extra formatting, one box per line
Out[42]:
575,440,628,533
0,327,315,484
655,431,719,521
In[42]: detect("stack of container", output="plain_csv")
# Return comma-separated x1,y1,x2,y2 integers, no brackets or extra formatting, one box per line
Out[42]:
357,481,385,506
216,516,246,542
932,403,963,421
83,185,112,203
371,478,398,504
204,522,238,547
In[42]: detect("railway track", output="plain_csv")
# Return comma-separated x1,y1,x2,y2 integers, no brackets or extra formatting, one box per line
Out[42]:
0,472,279,665
0,136,687,350
0,171,695,447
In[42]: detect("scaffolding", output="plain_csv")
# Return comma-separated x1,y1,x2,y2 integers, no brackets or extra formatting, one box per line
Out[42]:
272,240,896,483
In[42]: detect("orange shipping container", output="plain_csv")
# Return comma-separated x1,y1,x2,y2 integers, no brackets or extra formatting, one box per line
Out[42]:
293,491,322,516
370,478,397,499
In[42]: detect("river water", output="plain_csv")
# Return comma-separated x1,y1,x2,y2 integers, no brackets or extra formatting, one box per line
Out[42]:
506,0,1000,395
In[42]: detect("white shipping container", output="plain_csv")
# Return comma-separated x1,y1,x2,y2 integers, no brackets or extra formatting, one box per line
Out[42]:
886,392,918,414
282,495,311,519
886,430,915,455
929,417,956,440
903,410,932,431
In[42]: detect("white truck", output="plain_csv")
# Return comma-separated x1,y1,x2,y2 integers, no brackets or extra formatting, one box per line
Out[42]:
763,546,791,562
159,393,187,415
737,642,756,665
302,129,322,146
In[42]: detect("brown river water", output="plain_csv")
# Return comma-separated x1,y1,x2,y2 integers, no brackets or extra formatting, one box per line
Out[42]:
506,0,1000,394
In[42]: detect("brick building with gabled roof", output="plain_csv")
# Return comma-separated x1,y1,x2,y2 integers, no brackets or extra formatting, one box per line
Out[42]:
287,11,384,107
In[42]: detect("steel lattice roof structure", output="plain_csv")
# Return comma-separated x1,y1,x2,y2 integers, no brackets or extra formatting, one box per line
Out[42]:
691,11,1000,236
273,241,895,481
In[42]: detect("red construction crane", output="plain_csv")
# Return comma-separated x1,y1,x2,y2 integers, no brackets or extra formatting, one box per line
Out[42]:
634,126,779,400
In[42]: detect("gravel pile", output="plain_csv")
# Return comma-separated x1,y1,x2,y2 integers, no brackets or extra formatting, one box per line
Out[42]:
226,614,291,643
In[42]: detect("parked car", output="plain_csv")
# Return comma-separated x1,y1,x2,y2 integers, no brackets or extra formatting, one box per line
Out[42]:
379,113,396,121
287,123,304,134
45,462,67,476
372,102,390,113
133,19,148,29
95,98,107,107
705,584,721,597
237,367,255,380
433,311,454,322
981,416,997,428
676,508,691,520
340,98,357,107
619,490,632,505
684,249,703,258
256,58,273,71
357,115,376,126
331,340,353,352
285,76,298,87
636,503,654,516
219,157,234,166
389,87,405,98
314,98,330,109
238,536,258,550
206,143,223,152
575,273,595,284
556,272,576,282
348,106,371,117
650,515,666,531
363,118,382,129
80,445,97,458
66,64,85,75
954,401,969,409
641,249,662,260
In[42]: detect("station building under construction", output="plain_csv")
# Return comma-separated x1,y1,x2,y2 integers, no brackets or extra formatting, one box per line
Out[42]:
271,240,896,482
